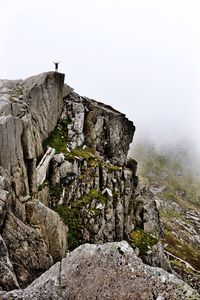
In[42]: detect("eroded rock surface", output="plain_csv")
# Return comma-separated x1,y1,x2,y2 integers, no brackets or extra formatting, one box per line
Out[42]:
0,73,67,289
42,90,141,249
0,235,19,291
3,241,199,300
63,92,135,166
25,200,67,261
2,211,53,286
0,72,65,196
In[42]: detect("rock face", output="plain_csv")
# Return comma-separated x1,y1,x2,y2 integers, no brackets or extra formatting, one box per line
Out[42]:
2,211,53,287
0,73,67,288
0,72,64,196
0,235,19,291
63,92,134,166
45,91,141,249
3,241,199,300
25,200,67,261
49,150,138,246
131,187,171,271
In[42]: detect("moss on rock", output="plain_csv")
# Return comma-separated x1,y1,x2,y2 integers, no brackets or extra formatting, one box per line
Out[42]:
130,228,158,255
54,189,106,250
43,118,69,153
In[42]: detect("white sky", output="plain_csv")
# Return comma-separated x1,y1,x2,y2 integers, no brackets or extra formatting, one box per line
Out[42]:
0,0,200,152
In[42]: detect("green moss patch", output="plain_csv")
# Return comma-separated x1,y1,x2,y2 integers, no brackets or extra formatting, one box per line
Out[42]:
54,204,82,250
43,118,69,153
75,189,106,207
130,229,158,255
103,162,121,173
54,189,105,250
67,147,95,160
159,208,183,220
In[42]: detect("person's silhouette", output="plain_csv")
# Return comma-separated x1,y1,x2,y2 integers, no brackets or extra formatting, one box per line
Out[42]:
53,61,60,72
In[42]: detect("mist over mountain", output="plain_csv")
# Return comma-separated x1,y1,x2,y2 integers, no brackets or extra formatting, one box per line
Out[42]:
131,133,200,169
1,0,200,157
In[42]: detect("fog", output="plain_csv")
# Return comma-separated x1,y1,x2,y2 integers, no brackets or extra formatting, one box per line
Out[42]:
1,0,200,154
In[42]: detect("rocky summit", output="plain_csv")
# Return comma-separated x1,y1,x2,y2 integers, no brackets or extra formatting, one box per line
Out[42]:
0,72,199,299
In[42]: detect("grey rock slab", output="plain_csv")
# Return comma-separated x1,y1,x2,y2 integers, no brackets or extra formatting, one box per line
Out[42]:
2,211,53,286
25,200,67,261
36,147,56,186
0,235,19,291
3,241,200,300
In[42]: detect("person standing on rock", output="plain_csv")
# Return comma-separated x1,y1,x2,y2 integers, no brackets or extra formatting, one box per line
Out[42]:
53,61,60,72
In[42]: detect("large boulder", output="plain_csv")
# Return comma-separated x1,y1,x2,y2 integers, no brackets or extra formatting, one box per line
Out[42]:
3,241,199,300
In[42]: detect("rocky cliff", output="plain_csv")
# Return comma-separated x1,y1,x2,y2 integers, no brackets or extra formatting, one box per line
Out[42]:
0,72,198,298
0,73,67,288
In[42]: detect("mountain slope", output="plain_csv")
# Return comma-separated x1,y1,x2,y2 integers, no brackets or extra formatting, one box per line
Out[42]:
131,141,200,291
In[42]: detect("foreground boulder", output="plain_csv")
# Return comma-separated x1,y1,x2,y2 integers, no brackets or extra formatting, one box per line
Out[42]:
3,241,199,300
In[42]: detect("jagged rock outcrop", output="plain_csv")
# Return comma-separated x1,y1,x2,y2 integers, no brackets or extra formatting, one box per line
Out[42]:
42,90,140,248
1,199,67,287
131,188,171,271
0,167,12,232
25,200,67,261
0,73,67,288
3,241,199,300
62,92,134,166
48,151,138,245
2,211,53,287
